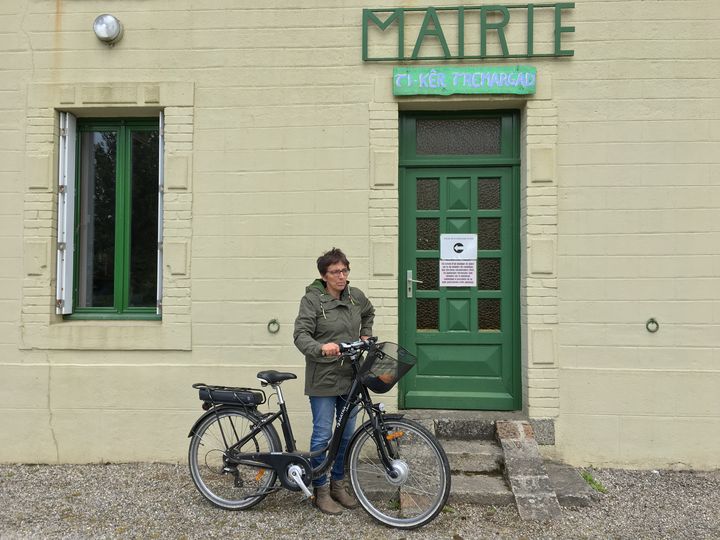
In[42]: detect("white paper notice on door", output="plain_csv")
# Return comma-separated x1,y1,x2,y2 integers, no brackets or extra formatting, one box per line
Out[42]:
439,259,477,287
440,234,477,260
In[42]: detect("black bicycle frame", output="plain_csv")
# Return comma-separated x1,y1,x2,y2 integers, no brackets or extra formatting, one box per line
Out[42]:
312,364,398,479
221,353,398,481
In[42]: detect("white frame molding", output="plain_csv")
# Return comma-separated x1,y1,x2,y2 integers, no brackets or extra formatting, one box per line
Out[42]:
22,82,194,350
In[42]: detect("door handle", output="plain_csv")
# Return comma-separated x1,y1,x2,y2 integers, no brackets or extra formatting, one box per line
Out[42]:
406,270,423,298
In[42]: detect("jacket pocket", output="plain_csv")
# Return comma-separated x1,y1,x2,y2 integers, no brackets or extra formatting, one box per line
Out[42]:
313,361,338,391
309,362,317,386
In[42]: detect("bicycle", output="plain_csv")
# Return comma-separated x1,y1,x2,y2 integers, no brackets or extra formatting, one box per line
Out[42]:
187,337,451,529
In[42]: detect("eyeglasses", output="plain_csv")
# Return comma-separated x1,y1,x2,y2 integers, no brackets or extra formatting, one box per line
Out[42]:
326,268,350,277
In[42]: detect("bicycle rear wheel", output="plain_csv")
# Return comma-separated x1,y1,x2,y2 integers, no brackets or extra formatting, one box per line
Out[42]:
188,407,280,510
347,417,450,529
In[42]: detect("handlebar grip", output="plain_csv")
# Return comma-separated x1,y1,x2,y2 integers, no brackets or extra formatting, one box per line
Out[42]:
338,336,377,354
338,341,359,353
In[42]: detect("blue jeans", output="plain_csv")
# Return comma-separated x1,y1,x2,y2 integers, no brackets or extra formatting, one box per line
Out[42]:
309,395,358,487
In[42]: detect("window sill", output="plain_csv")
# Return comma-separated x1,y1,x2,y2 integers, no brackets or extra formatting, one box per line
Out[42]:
20,318,191,351
64,313,162,321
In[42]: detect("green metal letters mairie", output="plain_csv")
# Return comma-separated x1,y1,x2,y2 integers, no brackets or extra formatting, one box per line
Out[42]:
362,3,575,61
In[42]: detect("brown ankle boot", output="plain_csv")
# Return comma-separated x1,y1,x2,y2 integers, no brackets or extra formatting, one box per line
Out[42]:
314,484,343,515
330,478,359,509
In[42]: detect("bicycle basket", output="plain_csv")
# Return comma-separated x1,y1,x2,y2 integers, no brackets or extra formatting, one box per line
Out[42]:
358,342,416,394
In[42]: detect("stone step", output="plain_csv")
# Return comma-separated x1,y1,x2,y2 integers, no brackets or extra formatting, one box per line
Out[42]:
545,461,602,508
496,420,561,520
441,439,504,474
402,410,556,445
404,409,518,441
449,473,514,506
447,466,599,509
400,413,594,512
437,417,496,441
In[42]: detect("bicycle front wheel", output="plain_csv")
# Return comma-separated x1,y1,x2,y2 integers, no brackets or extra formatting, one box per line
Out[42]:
347,417,451,529
188,407,280,510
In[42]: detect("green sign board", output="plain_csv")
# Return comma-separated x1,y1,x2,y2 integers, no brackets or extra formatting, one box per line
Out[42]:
393,66,536,96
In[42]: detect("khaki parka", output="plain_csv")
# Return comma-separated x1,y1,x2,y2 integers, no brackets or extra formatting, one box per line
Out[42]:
293,279,375,396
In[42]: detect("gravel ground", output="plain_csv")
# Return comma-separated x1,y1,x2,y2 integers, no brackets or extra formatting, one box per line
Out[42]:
1,463,719,539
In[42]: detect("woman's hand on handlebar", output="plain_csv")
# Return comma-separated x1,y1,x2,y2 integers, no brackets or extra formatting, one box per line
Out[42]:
338,336,377,354
321,342,340,357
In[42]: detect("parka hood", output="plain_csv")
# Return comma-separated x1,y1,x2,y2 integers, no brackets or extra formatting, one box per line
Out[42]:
305,278,327,294
305,278,356,304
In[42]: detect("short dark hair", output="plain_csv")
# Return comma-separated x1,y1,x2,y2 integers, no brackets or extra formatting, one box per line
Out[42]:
317,247,350,276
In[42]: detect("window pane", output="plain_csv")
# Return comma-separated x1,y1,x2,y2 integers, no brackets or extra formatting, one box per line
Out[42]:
478,299,501,331
416,118,501,155
478,178,501,209
77,131,117,308
417,218,439,250
128,130,159,307
128,131,158,307
417,258,438,290
417,299,439,330
477,218,501,250
478,259,501,290
416,178,439,210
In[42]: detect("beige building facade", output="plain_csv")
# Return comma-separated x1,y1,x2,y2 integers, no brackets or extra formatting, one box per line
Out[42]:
2,0,719,468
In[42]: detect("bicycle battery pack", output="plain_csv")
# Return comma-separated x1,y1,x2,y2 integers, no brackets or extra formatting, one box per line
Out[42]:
194,384,266,407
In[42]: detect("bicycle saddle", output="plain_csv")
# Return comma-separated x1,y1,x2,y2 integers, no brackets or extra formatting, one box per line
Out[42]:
256,370,297,385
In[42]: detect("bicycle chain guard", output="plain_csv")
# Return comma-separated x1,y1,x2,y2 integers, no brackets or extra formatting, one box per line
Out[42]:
233,452,313,492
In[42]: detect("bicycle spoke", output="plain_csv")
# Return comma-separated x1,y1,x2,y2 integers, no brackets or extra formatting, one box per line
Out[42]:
189,409,279,510
348,418,450,529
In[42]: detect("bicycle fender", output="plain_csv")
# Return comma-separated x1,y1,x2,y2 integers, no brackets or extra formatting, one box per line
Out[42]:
343,413,407,471
348,413,406,445
187,405,262,437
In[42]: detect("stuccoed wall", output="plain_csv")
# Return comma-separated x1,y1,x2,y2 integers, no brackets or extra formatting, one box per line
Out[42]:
552,2,720,468
0,0,718,468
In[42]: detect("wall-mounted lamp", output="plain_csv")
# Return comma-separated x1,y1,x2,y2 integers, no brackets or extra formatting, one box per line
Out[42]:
93,14,123,46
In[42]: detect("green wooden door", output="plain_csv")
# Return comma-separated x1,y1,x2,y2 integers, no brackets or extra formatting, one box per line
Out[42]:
398,112,521,410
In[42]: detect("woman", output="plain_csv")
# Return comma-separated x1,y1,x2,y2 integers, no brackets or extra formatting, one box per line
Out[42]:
293,248,375,515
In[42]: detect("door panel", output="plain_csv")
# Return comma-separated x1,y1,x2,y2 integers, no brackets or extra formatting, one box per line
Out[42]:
399,166,520,410
418,344,502,377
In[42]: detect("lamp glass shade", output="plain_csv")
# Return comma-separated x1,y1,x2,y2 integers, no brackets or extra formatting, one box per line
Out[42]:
93,14,123,43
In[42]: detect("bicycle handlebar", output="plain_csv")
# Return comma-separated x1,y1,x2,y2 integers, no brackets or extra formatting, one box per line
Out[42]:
338,336,377,355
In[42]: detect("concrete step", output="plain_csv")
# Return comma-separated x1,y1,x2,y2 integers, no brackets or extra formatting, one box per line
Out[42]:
405,409,524,441
449,473,514,506
545,461,602,508
401,413,596,511
446,461,600,509
496,420,561,520
441,439,504,474
402,410,556,445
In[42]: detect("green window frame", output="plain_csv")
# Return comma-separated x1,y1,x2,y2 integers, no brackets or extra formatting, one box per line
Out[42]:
66,118,162,320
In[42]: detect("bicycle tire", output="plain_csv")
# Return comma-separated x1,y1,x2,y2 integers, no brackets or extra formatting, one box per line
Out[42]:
346,416,451,529
188,407,281,510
